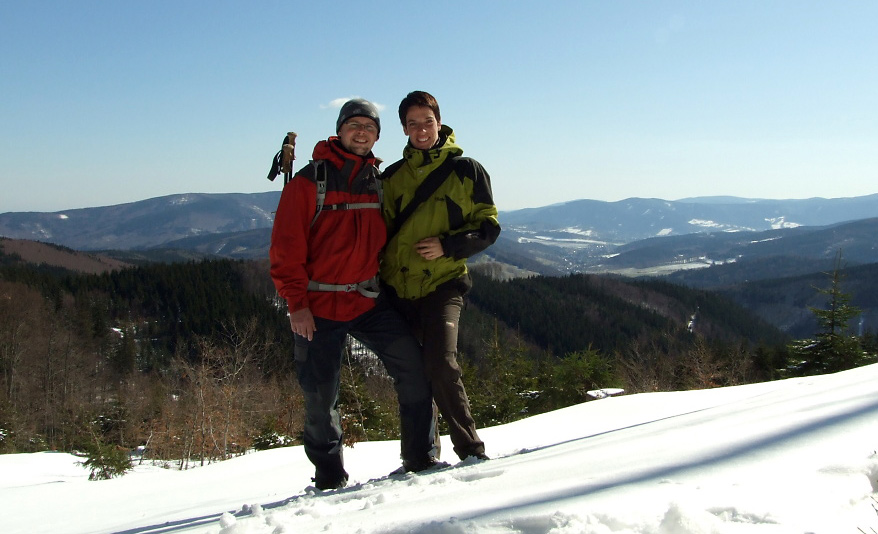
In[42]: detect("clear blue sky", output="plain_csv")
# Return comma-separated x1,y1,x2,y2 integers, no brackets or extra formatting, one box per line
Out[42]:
2,1,876,214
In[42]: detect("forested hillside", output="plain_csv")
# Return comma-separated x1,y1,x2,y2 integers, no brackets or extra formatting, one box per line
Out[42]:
467,271,787,355
457,268,794,419
715,262,878,338
1,247,872,469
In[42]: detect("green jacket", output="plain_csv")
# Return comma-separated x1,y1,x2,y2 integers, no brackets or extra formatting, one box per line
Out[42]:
380,125,501,300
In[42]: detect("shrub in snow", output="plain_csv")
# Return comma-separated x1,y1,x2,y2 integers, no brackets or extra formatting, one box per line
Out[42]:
80,439,132,480
253,431,296,451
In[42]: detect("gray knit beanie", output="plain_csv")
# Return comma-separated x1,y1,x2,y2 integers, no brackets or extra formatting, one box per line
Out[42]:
336,98,381,134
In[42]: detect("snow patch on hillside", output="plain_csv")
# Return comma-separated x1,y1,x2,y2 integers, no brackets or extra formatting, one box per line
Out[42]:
170,195,195,205
766,216,802,229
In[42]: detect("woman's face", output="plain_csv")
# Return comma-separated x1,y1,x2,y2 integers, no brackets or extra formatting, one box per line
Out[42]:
403,105,441,150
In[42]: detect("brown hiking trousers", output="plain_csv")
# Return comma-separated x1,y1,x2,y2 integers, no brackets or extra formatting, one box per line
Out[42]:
388,285,486,460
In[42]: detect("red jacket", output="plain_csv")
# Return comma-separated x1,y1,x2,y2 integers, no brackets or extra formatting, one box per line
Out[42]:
269,138,386,322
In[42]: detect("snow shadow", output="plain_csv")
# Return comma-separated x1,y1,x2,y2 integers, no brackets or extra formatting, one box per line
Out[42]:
400,395,878,528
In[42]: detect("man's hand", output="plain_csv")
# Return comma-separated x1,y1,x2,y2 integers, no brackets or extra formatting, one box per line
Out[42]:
415,237,444,261
289,307,317,340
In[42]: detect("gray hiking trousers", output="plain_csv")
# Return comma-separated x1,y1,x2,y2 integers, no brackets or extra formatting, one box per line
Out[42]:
388,286,486,460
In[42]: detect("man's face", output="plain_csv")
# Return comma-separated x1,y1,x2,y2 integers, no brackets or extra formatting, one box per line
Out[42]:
339,117,379,156
403,105,440,150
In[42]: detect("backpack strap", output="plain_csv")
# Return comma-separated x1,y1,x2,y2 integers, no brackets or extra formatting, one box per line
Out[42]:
307,275,380,298
321,201,382,212
386,156,459,242
311,160,327,227
310,160,382,227
382,159,405,180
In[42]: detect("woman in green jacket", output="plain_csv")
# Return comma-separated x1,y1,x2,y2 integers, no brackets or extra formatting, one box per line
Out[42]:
380,90,501,461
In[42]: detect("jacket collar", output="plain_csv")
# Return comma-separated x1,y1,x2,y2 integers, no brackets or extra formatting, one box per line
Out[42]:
313,137,377,175
403,125,462,169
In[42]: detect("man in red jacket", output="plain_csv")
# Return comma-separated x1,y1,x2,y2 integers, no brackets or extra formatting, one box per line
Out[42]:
270,99,436,490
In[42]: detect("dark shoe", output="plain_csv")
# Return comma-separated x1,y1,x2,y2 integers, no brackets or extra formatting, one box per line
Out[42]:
465,452,490,461
402,457,448,473
312,471,349,490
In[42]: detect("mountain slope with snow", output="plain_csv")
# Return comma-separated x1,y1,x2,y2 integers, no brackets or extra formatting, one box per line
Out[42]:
3,364,878,533
3,193,878,256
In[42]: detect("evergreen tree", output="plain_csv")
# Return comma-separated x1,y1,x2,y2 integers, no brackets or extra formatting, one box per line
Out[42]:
461,318,538,426
542,348,619,407
111,324,137,377
788,252,866,375
80,420,132,480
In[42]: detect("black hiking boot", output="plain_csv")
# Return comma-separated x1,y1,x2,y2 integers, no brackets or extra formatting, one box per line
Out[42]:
401,457,449,473
312,470,349,490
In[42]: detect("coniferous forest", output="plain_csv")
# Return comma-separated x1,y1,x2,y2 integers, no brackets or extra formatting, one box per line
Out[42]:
1,247,875,474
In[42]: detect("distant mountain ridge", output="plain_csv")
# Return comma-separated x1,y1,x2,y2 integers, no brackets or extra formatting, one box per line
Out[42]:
499,194,878,246
5,194,878,339
0,192,280,251
2,192,877,254
592,217,878,274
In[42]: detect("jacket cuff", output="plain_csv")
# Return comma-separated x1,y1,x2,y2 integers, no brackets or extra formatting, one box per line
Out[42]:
286,296,309,313
438,234,451,257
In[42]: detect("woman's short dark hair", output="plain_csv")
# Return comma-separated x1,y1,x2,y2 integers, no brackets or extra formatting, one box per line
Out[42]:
398,91,441,126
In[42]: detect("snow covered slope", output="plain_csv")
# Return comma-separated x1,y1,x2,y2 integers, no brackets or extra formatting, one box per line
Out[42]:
3,364,878,533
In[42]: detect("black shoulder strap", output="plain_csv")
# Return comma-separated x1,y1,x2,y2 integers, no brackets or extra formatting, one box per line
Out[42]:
311,160,327,227
310,160,383,227
387,156,458,242
382,159,405,180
